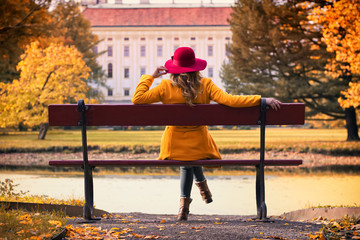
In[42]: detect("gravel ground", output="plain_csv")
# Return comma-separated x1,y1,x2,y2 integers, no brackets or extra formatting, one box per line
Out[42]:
67,212,322,240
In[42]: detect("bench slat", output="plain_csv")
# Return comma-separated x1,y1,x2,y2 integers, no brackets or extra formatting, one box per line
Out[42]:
48,103,305,126
49,159,302,167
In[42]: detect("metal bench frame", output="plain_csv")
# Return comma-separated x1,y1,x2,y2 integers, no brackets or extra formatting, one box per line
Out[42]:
48,99,305,221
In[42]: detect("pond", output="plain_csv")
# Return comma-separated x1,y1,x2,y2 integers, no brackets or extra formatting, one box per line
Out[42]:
1,173,359,216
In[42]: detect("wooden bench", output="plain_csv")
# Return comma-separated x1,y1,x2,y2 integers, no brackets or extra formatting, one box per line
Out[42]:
48,99,305,221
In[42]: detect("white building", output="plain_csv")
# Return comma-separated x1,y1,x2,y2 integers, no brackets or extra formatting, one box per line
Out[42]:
82,1,233,103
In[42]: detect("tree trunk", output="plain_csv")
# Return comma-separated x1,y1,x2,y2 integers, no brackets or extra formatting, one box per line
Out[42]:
38,123,49,140
345,107,359,141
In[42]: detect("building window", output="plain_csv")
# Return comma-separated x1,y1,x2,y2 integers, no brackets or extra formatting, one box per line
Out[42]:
93,46,98,55
124,46,129,57
208,37,213,40
208,67,213,77
107,63,113,78
108,88,113,96
174,37,179,41
140,37,146,41
108,46,113,57
107,37,112,41
157,46,163,57
157,37,162,41
190,37,196,41
208,45,213,56
124,89,130,96
140,67,146,75
124,37,129,41
225,37,231,41
124,68,129,78
140,46,146,57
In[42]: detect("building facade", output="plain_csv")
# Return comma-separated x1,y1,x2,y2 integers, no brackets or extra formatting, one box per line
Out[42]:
82,2,233,103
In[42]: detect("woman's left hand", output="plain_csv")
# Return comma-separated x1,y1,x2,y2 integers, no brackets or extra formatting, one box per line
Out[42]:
265,98,282,111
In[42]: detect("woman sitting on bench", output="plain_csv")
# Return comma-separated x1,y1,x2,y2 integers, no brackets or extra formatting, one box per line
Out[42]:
132,47,281,221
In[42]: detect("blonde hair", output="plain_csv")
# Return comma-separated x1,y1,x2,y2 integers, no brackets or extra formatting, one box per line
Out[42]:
171,71,203,106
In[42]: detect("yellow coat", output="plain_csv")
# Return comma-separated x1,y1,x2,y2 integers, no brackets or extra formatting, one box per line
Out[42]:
132,75,261,161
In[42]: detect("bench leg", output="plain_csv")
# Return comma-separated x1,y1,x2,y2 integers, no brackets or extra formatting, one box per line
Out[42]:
79,100,100,221
256,98,268,220
256,165,267,219
84,166,99,220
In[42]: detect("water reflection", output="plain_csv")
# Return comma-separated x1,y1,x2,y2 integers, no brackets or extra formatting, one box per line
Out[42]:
0,173,359,216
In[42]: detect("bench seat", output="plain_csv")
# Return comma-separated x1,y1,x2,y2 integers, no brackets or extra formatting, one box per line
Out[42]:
49,159,302,167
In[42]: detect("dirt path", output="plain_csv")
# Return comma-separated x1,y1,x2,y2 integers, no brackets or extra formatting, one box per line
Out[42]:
66,212,321,240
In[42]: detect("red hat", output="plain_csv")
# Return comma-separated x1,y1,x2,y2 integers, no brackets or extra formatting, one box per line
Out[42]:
165,47,207,74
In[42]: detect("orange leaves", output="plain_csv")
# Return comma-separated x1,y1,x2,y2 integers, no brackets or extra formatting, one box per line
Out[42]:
66,224,163,239
308,0,360,109
339,81,360,108
66,224,121,239
0,208,66,240
48,220,62,228
190,226,206,232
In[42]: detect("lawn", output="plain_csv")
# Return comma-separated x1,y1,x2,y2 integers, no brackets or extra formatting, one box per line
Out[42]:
0,128,358,154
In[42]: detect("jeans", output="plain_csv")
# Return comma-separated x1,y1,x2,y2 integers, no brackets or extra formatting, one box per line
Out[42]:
180,166,206,198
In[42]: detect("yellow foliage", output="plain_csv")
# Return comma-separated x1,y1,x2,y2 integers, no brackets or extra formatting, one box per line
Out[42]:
339,81,360,108
309,0,360,109
0,40,97,128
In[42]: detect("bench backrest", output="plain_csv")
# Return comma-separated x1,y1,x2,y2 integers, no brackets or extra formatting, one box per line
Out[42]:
48,103,305,126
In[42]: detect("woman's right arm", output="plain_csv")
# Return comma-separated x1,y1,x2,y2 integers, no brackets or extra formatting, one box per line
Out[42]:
206,79,261,107
206,79,281,110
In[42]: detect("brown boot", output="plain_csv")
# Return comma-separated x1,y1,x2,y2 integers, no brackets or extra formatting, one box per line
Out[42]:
195,180,213,204
177,197,192,221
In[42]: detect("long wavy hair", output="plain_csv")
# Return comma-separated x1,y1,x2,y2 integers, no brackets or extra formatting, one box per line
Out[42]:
171,71,203,106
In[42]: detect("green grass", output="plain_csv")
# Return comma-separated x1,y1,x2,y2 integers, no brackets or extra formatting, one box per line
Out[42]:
0,128,359,154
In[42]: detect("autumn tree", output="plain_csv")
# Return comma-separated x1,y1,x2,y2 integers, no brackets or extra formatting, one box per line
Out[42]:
309,0,360,138
0,0,55,83
223,0,359,140
51,0,107,101
0,41,97,139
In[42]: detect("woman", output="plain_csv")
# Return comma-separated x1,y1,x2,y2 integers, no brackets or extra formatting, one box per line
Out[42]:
132,47,281,221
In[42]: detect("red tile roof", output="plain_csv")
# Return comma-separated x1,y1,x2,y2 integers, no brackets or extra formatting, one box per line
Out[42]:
82,7,232,27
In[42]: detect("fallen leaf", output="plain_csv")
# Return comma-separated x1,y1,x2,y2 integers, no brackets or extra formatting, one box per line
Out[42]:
132,232,144,238
307,233,318,239
190,226,206,230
